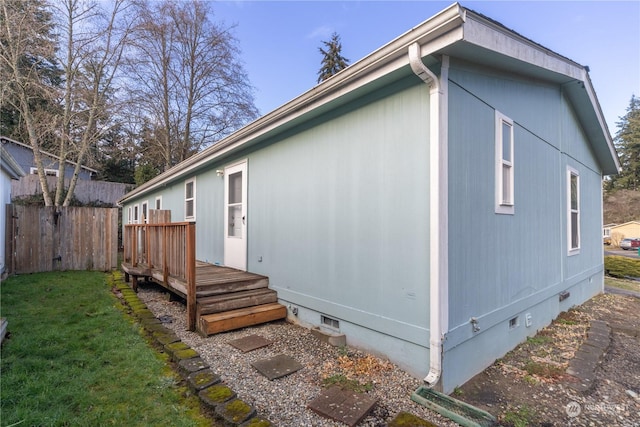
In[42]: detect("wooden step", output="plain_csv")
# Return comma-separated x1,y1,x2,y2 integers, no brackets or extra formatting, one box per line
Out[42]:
197,303,287,336
197,289,278,316
196,277,269,297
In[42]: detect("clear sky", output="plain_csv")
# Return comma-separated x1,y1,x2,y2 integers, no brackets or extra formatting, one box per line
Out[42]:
212,1,640,136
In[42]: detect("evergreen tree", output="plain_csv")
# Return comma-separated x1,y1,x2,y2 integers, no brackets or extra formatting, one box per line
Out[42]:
607,95,640,191
317,32,349,83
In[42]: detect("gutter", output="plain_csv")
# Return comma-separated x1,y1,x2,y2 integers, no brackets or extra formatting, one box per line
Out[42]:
408,43,449,388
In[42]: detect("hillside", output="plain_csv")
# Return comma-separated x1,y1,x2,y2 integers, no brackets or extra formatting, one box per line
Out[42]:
603,189,640,224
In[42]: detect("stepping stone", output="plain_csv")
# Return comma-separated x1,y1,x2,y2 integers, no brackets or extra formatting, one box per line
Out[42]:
307,386,377,427
228,334,272,353
251,354,302,380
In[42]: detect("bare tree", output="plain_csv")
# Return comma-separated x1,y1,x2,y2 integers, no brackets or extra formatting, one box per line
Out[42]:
128,0,258,172
0,0,60,205
1,0,133,206
53,0,134,206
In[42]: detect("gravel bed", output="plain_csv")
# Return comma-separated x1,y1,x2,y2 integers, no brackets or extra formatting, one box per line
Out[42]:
136,282,458,426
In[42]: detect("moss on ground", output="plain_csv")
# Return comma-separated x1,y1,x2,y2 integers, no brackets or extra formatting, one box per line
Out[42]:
388,412,438,427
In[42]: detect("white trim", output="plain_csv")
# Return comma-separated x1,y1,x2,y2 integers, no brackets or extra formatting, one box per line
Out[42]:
223,159,248,271
30,167,59,177
495,111,514,215
567,166,580,255
127,206,132,224
185,178,196,221
155,196,162,210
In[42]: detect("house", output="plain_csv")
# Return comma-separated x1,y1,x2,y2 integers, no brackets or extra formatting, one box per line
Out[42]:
603,223,617,244
1,145,26,276
2,136,130,206
118,3,619,393
1,136,96,181
608,221,640,246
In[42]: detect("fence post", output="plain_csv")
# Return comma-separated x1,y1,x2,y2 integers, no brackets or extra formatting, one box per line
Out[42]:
186,222,197,331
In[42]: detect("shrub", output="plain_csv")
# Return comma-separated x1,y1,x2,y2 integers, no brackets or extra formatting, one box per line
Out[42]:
604,255,640,278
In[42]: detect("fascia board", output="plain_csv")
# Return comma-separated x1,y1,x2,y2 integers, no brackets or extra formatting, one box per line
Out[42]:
463,11,619,175
462,13,584,81
0,146,26,179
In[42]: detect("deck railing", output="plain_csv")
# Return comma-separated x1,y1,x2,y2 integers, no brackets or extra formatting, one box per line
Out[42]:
123,222,197,330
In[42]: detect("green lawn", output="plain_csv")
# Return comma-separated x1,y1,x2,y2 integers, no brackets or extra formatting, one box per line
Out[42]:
1,271,211,427
604,276,640,293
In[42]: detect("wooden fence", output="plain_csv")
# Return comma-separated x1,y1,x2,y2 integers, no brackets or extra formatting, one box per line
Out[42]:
5,205,118,274
11,174,131,206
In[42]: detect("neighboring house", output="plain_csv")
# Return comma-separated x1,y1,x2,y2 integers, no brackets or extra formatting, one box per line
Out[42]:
1,145,26,276
1,136,96,180
118,3,619,393
603,223,617,244
608,221,640,244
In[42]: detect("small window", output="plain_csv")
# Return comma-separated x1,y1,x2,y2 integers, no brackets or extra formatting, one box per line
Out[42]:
133,204,139,224
495,111,514,214
155,196,162,210
568,167,580,254
141,201,148,223
128,206,132,224
185,178,196,220
30,167,59,177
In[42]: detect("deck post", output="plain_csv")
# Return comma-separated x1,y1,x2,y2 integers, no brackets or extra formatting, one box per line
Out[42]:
186,222,197,331
163,225,168,284
132,225,138,267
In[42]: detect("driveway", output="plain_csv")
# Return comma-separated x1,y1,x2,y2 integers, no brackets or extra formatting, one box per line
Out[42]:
605,248,640,258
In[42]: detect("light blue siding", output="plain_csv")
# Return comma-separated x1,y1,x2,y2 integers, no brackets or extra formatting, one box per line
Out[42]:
248,79,432,345
443,60,605,390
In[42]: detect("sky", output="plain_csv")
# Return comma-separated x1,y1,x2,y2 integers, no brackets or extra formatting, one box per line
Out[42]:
210,1,640,136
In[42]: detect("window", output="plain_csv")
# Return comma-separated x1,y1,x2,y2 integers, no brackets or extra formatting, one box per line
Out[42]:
30,167,59,177
128,207,132,224
133,204,139,224
185,178,196,220
141,201,148,223
495,111,514,214
568,167,580,253
155,196,162,210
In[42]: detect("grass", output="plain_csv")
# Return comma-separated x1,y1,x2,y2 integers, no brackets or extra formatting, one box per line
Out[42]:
0,271,211,427
321,373,373,393
501,405,537,427
605,275,640,293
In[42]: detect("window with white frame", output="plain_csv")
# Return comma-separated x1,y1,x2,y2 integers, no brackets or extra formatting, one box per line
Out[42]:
30,167,59,177
133,204,139,224
185,178,196,220
568,167,580,253
495,111,514,214
141,201,148,223
155,196,162,210
128,206,132,224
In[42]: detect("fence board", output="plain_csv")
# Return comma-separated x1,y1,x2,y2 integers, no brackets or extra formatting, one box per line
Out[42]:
7,205,118,274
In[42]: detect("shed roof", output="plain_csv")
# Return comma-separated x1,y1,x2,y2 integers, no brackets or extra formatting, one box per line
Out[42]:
0,136,98,174
120,2,619,204
0,145,26,179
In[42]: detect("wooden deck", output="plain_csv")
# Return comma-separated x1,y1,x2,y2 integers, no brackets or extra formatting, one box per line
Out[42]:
122,217,286,336
122,261,287,336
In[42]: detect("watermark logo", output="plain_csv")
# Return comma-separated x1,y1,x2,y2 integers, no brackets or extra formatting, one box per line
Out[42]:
566,401,581,418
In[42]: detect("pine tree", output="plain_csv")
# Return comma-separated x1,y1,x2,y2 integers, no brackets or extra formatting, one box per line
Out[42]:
317,32,349,83
607,95,640,191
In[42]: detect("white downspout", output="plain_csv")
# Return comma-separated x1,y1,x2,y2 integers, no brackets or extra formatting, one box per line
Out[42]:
408,43,449,388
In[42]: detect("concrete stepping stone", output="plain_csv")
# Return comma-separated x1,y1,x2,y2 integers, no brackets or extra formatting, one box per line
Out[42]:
228,334,272,353
307,386,377,427
251,354,302,380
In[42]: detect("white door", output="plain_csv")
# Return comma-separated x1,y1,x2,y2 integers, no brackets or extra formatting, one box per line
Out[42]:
224,160,247,270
